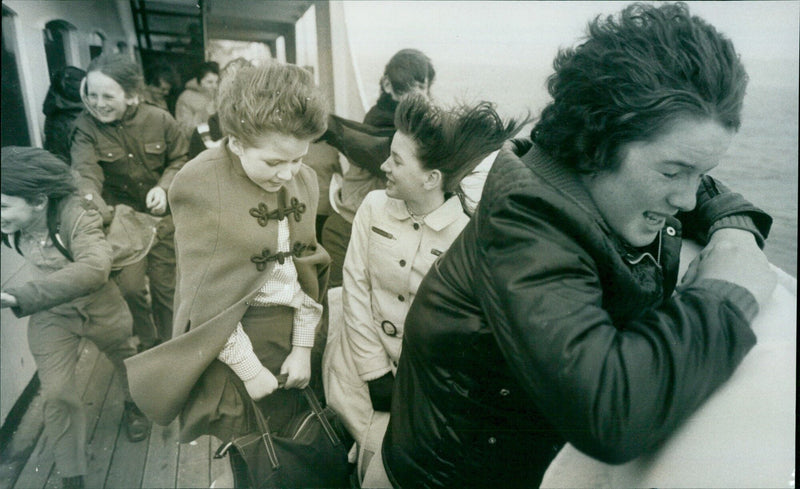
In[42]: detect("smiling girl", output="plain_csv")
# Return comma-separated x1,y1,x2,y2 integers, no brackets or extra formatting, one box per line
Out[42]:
71,53,188,352
324,93,524,485
1,147,149,489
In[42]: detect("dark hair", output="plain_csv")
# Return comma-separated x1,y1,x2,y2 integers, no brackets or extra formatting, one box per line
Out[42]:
86,53,144,97
51,66,86,102
145,63,180,89
195,61,220,83
217,63,328,146
394,92,526,194
532,2,748,173
383,49,436,95
1,147,77,204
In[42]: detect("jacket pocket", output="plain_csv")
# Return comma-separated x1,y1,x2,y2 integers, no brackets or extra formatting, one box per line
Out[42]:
97,145,125,167
143,141,167,170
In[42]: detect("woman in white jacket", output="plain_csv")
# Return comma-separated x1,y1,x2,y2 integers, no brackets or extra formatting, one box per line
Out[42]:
325,92,526,484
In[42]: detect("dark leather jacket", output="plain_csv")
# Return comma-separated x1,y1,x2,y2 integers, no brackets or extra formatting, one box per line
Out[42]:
383,140,772,488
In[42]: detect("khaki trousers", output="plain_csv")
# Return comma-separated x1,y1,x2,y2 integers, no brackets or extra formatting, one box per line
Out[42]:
27,282,136,477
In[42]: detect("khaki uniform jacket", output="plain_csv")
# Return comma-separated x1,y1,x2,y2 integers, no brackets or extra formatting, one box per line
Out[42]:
71,103,188,213
6,196,113,317
125,140,330,425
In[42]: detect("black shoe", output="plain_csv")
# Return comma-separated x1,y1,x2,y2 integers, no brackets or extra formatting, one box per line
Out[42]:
62,475,85,489
123,401,151,442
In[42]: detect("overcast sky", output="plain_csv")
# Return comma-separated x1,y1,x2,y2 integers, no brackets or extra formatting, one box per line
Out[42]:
342,1,799,68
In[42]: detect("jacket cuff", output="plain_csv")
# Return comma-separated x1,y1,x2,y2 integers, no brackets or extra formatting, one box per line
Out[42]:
708,214,765,249
5,287,33,318
686,278,759,322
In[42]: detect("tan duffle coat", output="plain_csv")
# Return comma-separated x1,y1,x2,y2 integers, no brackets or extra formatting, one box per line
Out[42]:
125,140,330,427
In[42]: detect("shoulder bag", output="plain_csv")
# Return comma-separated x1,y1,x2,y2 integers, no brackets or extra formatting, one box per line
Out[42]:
214,383,353,488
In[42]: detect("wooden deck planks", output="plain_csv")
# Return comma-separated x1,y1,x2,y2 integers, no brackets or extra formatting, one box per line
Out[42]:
0,388,45,489
84,366,125,489
103,370,151,489
176,436,211,488
140,420,179,489
12,340,102,489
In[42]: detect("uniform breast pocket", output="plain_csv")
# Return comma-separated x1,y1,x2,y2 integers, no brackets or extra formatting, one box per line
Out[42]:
367,225,400,261
97,145,125,166
369,226,398,248
143,141,166,170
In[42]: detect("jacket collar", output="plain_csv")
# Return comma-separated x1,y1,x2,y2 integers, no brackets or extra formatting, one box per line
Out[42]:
385,193,465,231
513,140,662,265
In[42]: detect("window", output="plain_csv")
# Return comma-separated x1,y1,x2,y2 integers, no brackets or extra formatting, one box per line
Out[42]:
43,20,77,80
90,30,105,59
2,6,31,146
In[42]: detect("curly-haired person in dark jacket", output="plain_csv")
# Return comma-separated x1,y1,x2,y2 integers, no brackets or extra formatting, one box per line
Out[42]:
372,3,778,489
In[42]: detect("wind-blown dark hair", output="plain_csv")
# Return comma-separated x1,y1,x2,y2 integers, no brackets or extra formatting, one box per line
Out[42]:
218,63,328,146
383,49,436,95
1,147,77,204
532,2,748,173
394,92,527,196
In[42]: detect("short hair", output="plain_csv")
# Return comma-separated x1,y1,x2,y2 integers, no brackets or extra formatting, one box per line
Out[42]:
532,2,748,173
394,92,527,194
383,49,436,95
217,64,328,147
51,66,86,102
86,53,144,97
195,61,220,83
220,57,253,82
145,63,179,89
1,147,77,204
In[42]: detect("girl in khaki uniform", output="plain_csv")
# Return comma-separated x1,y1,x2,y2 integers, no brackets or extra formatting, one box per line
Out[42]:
71,54,189,351
1,147,149,489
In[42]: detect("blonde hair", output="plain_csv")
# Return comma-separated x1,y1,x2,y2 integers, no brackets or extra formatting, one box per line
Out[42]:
217,64,327,147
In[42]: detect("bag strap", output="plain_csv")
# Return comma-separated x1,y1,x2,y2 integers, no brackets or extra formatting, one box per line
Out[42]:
276,373,342,447
2,232,23,255
46,200,73,262
248,397,281,470
302,385,343,447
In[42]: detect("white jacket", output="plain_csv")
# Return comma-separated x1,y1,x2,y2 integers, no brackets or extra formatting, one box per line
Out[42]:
324,190,469,441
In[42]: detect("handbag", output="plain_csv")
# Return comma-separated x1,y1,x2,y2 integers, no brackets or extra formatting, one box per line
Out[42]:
214,381,353,489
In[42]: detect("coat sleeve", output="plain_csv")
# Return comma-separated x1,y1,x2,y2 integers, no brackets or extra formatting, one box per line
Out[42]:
7,208,112,317
70,119,105,200
157,112,190,193
477,190,758,465
678,175,772,247
342,195,392,381
319,115,393,177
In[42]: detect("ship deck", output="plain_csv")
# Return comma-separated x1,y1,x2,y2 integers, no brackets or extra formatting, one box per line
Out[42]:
0,338,231,489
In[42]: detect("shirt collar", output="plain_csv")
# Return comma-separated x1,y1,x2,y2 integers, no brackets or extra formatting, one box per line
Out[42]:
519,142,610,234
385,193,466,231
